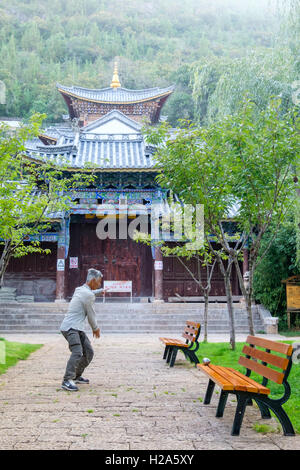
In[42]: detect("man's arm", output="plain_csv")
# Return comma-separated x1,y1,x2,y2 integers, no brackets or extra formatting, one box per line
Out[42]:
85,298,99,333
93,288,104,296
93,287,110,296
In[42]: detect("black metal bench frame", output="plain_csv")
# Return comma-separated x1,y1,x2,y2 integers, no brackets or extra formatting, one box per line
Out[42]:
200,336,295,436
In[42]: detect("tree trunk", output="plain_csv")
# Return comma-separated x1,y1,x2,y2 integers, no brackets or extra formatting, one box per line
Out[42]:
224,271,236,350
246,262,255,336
203,291,209,342
0,241,12,288
177,254,216,343
245,295,255,336
215,252,236,350
234,257,255,336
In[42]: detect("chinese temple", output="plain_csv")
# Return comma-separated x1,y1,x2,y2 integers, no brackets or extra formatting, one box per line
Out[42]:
4,64,242,302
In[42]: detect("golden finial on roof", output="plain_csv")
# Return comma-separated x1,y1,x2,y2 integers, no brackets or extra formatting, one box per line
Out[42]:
110,61,121,89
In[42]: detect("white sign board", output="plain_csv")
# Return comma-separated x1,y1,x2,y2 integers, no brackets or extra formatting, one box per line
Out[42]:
57,259,65,271
154,260,163,270
103,280,132,303
104,280,132,292
69,257,78,269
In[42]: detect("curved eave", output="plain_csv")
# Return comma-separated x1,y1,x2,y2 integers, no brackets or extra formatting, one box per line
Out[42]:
22,154,161,173
38,134,58,145
57,87,173,106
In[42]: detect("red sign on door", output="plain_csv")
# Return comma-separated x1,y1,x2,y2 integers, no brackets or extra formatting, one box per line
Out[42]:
69,257,78,269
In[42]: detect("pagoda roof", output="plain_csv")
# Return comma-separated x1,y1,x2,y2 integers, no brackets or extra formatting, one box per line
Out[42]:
56,83,174,104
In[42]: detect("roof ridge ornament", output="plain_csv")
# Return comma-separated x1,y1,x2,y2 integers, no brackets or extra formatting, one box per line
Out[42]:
110,61,121,90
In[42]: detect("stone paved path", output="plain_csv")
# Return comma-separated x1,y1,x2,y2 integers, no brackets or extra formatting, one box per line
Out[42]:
0,333,299,450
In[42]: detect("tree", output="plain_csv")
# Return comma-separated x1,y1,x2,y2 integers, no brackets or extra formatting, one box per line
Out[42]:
253,217,299,328
224,97,299,335
0,114,94,286
144,120,239,349
162,244,217,343
192,49,297,125
144,96,299,348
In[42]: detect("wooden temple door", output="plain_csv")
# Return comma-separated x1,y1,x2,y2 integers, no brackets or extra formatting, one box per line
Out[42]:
104,238,141,299
66,219,151,299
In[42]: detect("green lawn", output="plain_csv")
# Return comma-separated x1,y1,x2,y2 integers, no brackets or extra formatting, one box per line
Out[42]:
0,337,43,375
279,330,300,337
195,341,300,434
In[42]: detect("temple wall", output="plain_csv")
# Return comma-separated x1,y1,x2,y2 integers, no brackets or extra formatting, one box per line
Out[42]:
2,243,57,302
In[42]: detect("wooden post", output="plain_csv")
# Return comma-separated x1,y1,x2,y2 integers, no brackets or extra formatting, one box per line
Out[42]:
154,246,164,302
55,245,66,302
55,217,70,302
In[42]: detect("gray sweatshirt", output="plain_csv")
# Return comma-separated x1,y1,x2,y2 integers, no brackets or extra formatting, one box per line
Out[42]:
60,284,103,333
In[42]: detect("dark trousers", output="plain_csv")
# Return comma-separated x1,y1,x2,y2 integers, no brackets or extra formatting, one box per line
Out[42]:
61,328,94,382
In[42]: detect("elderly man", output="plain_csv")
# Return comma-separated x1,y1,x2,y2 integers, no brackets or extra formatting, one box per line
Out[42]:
60,268,105,392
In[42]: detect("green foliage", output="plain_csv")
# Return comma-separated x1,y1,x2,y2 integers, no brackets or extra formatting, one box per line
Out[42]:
295,163,300,269
192,48,298,124
146,97,299,253
192,0,300,125
0,114,95,281
0,0,281,125
221,97,299,237
253,219,299,324
145,96,299,343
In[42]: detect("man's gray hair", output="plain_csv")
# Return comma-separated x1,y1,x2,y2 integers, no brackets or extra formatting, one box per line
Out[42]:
86,268,103,283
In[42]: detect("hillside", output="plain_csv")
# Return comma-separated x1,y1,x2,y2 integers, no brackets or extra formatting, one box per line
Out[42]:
0,0,286,124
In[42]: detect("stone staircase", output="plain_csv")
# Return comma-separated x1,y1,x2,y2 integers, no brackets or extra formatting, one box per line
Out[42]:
0,302,265,334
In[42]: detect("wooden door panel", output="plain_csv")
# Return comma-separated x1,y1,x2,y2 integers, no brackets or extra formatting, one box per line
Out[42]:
67,220,152,298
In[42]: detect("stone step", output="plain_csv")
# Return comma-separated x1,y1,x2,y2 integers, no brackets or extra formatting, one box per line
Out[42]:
0,325,263,333
0,310,262,318
0,314,262,323
0,302,265,334
0,307,262,316
0,301,245,309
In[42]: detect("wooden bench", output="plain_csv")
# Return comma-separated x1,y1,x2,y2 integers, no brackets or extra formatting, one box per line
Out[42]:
159,321,201,367
197,335,295,436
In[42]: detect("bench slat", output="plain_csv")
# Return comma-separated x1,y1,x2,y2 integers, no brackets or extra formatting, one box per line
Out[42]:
182,323,200,342
197,364,235,391
238,356,285,384
184,325,199,335
209,365,257,392
198,364,271,394
242,345,289,371
227,368,270,395
182,332,196,342
186,321,201,329
246,335,293,356
159,337,189,348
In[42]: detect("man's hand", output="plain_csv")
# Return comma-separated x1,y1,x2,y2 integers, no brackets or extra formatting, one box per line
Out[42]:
93,328,100,339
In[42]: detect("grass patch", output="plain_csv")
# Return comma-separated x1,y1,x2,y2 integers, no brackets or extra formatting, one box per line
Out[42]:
196,341,300,434
0,338,43,375
279,330,300,337
253,423,279,434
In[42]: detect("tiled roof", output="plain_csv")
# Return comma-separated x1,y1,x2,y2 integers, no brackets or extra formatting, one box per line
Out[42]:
25,134,155,170
56,83,174,104
25,110,157,170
